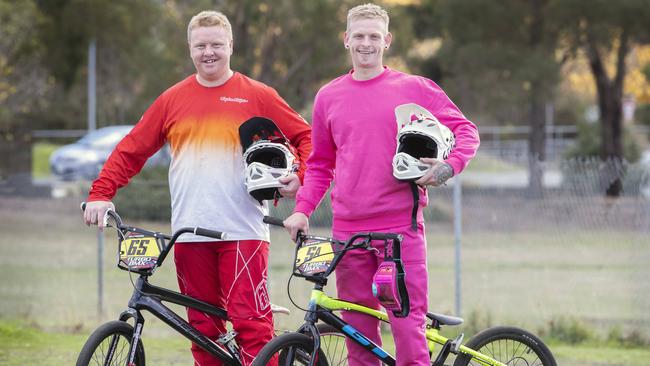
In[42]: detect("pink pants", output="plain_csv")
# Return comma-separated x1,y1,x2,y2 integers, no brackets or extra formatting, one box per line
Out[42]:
334,224,430,366
174,240,275,366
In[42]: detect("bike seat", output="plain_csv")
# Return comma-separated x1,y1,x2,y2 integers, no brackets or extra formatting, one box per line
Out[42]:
426,312,463,326
271,303,291,315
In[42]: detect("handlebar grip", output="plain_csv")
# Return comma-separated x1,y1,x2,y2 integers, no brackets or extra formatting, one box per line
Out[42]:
194,227,227,240
263,216,285,227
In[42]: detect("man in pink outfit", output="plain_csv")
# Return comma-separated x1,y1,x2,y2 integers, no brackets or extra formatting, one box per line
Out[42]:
284,3,479,365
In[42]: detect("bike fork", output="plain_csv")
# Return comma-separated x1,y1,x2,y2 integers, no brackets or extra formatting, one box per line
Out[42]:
127,314,145,366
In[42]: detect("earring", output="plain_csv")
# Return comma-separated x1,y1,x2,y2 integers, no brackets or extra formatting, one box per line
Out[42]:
345,45,350,49
385,46,389,49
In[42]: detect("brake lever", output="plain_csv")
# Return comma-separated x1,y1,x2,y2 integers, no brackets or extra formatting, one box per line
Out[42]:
102,208,115,228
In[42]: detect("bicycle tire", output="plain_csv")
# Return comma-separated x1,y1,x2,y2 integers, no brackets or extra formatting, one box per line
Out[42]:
252,332,328,366
76,320,146,366
453,326,557,366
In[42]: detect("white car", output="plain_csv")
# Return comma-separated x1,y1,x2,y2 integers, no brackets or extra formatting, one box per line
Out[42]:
49,125,170,181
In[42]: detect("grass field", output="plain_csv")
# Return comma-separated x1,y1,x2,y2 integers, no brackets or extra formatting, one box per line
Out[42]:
0,196,648,365
32,143,60,178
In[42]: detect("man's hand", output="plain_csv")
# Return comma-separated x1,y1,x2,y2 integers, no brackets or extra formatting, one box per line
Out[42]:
414,159,454,187
283,212,309,242
83,201,115,230
278,173,301,198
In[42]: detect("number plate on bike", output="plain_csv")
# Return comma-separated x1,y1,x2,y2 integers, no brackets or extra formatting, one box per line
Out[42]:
118,233,162,273
294,239,335,276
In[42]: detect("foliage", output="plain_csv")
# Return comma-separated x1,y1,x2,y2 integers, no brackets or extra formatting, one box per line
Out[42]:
564,122,641,162
636,103,650,126
412,0,562,126
607,327,650,348
463,308,494,337
0,0,48,133
545,317,593,344
31,143,60,178
112,166,171,221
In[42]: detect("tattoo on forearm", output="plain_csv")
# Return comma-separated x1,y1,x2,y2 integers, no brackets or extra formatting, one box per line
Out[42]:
432,163,453,186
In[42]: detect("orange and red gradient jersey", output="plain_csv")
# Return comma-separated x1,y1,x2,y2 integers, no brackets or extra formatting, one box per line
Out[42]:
88,73,311,241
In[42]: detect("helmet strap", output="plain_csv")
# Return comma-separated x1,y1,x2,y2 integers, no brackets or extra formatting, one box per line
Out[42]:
409,182,419,231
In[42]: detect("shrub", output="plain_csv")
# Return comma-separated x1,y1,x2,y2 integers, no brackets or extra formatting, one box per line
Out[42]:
636,103,650,126
564,121,641,163
113,167,171,221
545,317,593,344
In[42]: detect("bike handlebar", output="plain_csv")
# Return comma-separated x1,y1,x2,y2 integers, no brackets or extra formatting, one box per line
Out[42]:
81,202,228,268
264,215,409,318
194,227,227,240
263,216,285,227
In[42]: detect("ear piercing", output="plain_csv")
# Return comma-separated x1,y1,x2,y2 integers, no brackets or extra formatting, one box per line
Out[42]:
345,45,350,49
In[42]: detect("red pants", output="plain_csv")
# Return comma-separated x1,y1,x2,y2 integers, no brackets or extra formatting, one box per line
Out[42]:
174,240,274,366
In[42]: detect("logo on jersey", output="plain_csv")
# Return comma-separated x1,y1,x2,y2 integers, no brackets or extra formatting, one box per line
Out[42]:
220,96,248,104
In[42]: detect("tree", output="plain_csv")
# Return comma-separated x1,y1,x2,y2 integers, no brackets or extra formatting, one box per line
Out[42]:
0,0,47,181
415,0,562,197
557,0,650,196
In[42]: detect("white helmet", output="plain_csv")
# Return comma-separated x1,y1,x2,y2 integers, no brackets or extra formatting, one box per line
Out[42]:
243,141,297,201
240,117,298,201
392,104,455,181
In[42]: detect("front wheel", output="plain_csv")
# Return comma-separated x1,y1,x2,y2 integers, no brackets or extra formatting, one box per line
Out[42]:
76,320,145,366
252,332,329,366
453,326,556,366
316,323,348,365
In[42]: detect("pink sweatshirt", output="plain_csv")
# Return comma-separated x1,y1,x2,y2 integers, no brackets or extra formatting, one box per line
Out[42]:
295,67,480,232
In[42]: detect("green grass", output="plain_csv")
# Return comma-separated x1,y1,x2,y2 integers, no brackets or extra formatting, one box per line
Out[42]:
0,320,193,365
2,320,649,366
32,142,60,178
463,153,524,173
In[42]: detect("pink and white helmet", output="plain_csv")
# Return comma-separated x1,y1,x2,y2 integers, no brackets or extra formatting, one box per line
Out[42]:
392,104,455,181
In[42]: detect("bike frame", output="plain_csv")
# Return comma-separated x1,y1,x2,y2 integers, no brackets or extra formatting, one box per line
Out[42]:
304,289,508,366
118,275,241,366
91,207,242,366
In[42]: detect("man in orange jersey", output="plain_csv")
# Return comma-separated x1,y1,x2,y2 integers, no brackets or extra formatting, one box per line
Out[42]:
83,10,311,366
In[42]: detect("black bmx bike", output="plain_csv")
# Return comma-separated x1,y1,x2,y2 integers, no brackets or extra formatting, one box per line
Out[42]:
75,204,289,366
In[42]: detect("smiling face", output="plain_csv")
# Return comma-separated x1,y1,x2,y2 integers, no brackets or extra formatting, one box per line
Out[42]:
344,17,392,75
189,26,233,86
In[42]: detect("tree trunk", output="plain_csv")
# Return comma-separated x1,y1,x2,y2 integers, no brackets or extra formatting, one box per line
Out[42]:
527,0,546,198
586,29,628,197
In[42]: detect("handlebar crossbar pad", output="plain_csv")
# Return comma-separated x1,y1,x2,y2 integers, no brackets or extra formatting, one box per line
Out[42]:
195,227,226,240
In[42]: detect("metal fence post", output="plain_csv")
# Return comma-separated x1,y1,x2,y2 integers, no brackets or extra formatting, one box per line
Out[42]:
453,174,462,317
97,230,104,318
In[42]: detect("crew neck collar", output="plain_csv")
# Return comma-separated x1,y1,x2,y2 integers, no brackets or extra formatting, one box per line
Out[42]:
194,71,237,88
348,66,389,83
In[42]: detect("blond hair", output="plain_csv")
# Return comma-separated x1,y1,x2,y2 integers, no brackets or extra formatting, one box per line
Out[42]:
346,3,390,33
187,10,233,43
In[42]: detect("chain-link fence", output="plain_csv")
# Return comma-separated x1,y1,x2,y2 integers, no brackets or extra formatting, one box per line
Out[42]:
1,155,649,336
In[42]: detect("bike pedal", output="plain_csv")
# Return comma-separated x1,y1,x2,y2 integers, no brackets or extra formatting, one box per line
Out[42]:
217,330,238,344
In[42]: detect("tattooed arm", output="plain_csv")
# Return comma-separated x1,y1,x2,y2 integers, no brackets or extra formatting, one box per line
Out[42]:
414,158,454,187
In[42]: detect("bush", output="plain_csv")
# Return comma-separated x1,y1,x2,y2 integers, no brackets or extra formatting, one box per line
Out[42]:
463,308,494,337
636,103,650,126
113,167,171,221
564,121,641,163
545,317,593,344
608,326,650,348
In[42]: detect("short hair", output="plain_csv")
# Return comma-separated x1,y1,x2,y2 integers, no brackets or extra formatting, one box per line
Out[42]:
346,3,390,33
187,10,233,43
